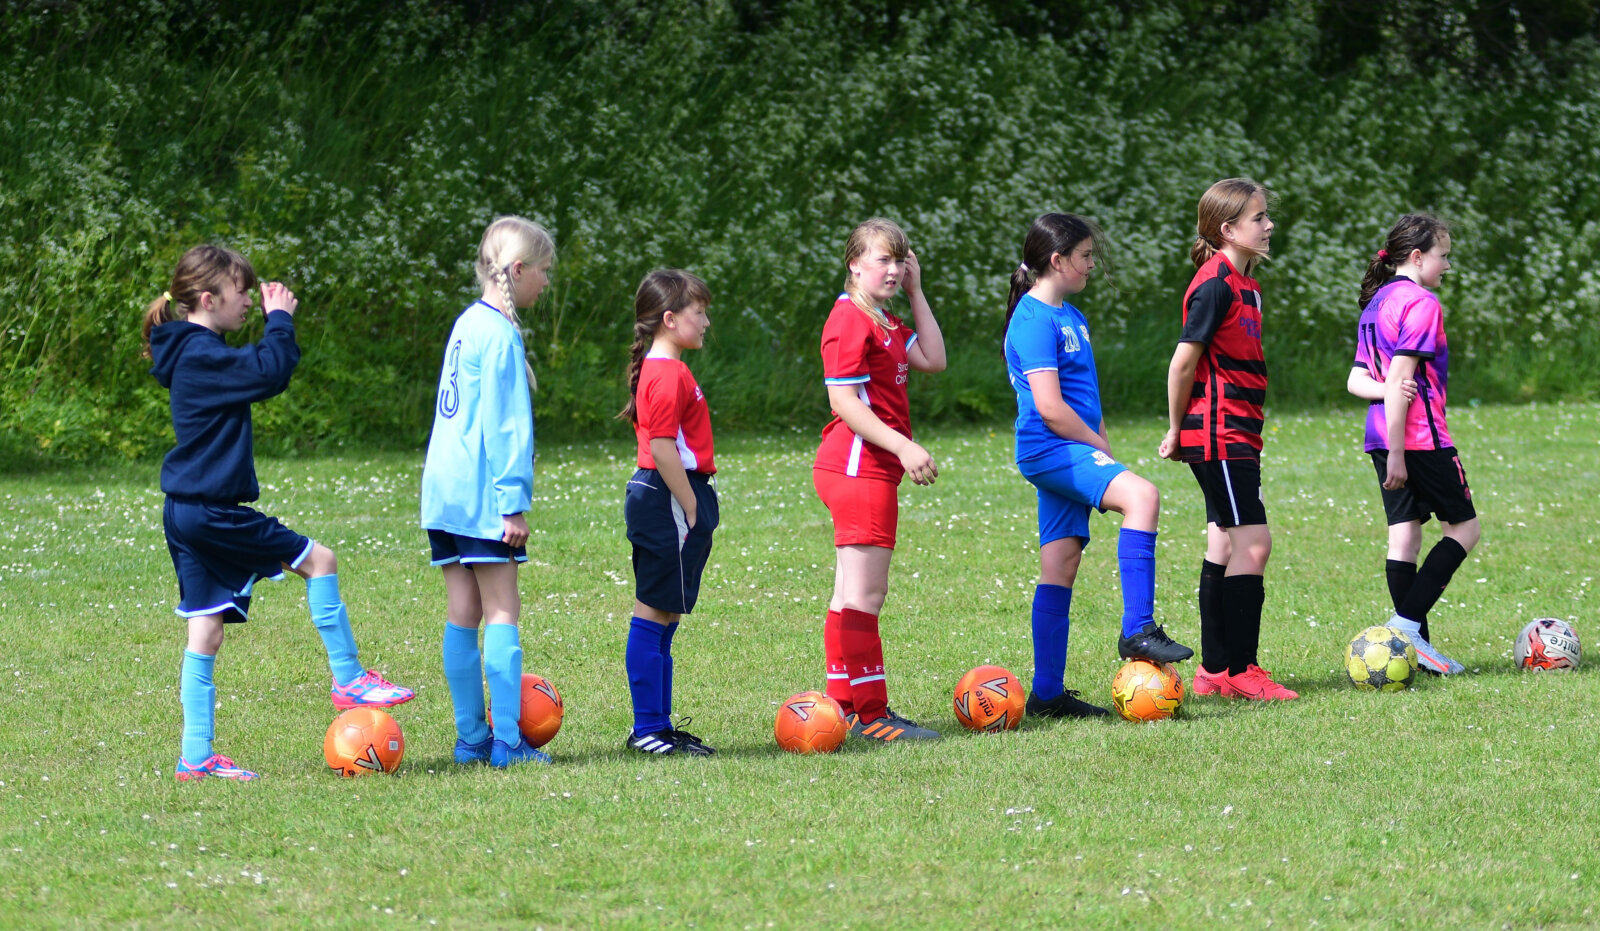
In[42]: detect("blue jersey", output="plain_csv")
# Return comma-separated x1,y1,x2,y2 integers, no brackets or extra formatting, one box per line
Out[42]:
420,301,534,540
1004,294,1103,462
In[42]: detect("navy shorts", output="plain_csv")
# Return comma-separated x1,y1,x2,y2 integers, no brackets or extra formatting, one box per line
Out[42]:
625,469,718,614
427,529,529,566
163,497,314,623
1189,459,1267,528
1371,447,1476,526
1017,442,1128,546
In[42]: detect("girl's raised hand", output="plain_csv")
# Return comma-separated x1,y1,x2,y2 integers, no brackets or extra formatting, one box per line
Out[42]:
899,440,938,485
901,250,922,295
262,281,298,316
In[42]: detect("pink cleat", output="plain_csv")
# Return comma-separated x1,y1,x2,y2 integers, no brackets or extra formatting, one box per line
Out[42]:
1221,665,1299,700
175,753,260,782
1191,666,1228,696
331,670,415,710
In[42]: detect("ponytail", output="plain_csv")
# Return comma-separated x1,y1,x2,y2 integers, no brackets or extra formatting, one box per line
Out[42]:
140,245,257,358
1358,213,1450,307
1004,213,1106,331
618,268,712,424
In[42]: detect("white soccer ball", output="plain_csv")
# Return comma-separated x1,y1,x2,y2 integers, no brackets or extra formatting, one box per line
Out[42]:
1513,618,1581,671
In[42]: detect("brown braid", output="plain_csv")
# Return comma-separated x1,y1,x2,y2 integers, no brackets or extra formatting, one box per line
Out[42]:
618,269,712,423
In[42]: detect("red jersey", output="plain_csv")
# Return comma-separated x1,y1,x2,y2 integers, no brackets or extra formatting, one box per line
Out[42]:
635,356,715,473
1177,253,1267,462
814,295,917,483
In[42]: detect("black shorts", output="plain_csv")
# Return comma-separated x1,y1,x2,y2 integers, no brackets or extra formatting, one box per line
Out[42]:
1189,459,1267,528
1371,447,1476,526
625,469,719,615
426,529,528,566
163,497,314,623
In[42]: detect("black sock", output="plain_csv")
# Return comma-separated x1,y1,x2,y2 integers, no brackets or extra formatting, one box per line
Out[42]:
1198,560,1227,674
1398,538,1469,637
1386,558,1422,640
1221,574,1265,676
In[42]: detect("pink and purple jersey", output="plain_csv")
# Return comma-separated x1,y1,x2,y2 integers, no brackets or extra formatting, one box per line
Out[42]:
1352,277,1452,451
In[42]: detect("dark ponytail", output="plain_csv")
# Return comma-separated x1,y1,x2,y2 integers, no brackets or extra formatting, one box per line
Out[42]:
1358,214,1450,307
618,268,712,424
1004,213,1107,329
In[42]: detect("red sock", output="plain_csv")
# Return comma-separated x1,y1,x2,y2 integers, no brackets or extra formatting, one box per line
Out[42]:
823,609,854,716
840,608,887,723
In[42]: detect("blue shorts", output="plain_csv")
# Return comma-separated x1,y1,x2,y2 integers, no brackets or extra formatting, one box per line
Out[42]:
625,469,718,614
1017,443,1128,547
427,529,528,566
163,497,314,623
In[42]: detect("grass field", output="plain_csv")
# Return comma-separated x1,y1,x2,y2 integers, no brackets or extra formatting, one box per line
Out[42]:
2,404,1597,928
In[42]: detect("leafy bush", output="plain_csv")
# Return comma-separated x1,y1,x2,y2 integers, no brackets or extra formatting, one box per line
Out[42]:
3,0,1598,465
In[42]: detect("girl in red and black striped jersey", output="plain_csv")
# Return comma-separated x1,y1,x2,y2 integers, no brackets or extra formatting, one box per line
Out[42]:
1158,178,1297,701
814,218,947,742
619,270,720,756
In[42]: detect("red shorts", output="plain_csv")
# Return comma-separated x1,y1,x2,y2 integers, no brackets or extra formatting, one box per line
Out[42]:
813,468,899,549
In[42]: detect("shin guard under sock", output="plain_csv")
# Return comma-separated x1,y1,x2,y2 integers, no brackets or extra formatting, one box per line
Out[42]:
483,623,524,746
626,617,668,736
1198,560,1227,675
1030,584,1072,700
823,609,853,715
1117,528,1158,637
1220,574,1265,676
442,622,488,744
180,650,216,763
1399,538,1468,640
840,608,887,723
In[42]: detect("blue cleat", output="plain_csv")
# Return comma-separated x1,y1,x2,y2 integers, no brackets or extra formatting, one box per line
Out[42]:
489,737,552,768
454,736,493,765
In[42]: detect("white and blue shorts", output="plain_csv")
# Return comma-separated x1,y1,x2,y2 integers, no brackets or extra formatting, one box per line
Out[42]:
1017,443,1127,547
163,497,314,623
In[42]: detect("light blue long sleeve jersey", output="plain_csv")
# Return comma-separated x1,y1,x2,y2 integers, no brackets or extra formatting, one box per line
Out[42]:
421,300,534,540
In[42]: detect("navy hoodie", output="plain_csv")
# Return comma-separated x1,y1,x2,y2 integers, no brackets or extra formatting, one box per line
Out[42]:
147,310,300,502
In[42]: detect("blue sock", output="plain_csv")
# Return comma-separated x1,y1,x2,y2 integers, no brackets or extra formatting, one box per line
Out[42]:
1118,528,1158,637
627,617,669,736
306,574,363,686
483,624,523,746
660,621,680,721
442,622,489,744
180,650,216,763
1030,584,1072,700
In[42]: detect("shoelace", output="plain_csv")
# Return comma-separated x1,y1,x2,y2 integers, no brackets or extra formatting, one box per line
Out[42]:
670,716,704,744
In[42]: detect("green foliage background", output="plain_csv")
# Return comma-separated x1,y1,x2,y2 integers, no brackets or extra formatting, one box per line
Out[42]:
4,0,1599,464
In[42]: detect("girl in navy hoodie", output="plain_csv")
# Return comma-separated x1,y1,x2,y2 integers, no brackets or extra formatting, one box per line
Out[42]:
144,244,413,782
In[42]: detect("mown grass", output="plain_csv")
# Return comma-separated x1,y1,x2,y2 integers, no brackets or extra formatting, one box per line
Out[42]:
2,405,1598,928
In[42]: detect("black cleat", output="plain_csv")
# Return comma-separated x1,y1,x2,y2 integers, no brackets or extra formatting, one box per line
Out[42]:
1026,688,1110,718
1117,623,1194,664
624,729,681,756
849,708,941,742
668,717,716,757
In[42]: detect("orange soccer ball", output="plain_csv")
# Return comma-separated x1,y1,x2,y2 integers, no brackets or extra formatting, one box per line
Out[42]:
324,707,405,776
1110,659,1184,722
774,691,849,754
484,673,565,748
952,664,1025,732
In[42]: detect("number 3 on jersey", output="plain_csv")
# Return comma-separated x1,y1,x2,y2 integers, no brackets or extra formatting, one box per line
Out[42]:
438,339,462,418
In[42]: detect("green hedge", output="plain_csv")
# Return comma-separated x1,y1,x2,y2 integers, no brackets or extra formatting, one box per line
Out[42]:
4,0,1598,465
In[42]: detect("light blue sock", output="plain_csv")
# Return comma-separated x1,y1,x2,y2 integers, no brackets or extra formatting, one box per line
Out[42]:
660,621,680,721
180,650,216,763
626,617,668,736
483,623,524,746
442,622,489,744
1118,528,1158,637
1030,584,1072,700
306,574,363,686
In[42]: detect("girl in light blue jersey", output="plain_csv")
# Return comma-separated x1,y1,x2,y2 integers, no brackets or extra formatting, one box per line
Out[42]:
1003,213,1189,720
421,215,554,767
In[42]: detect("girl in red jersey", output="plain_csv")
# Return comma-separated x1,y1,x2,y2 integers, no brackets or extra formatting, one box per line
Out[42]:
1158,178,1297,701
619,270,719,756
814,217,946,742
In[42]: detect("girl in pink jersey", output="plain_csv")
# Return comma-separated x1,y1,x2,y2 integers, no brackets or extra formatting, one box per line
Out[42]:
619,269,719,755
1348,214,1477,675
814,217,946,742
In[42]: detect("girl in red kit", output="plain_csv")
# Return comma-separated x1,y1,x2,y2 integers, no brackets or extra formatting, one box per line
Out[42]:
814,218,946,743
619,269,719,756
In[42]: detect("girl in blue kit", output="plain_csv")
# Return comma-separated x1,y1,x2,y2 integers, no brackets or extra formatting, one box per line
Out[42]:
144,244,414,783
618,269,718,756
1003,213,1190,720
421,215,554,768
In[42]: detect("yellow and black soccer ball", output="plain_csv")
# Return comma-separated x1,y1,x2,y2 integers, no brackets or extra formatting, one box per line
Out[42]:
1345,626,1418,692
